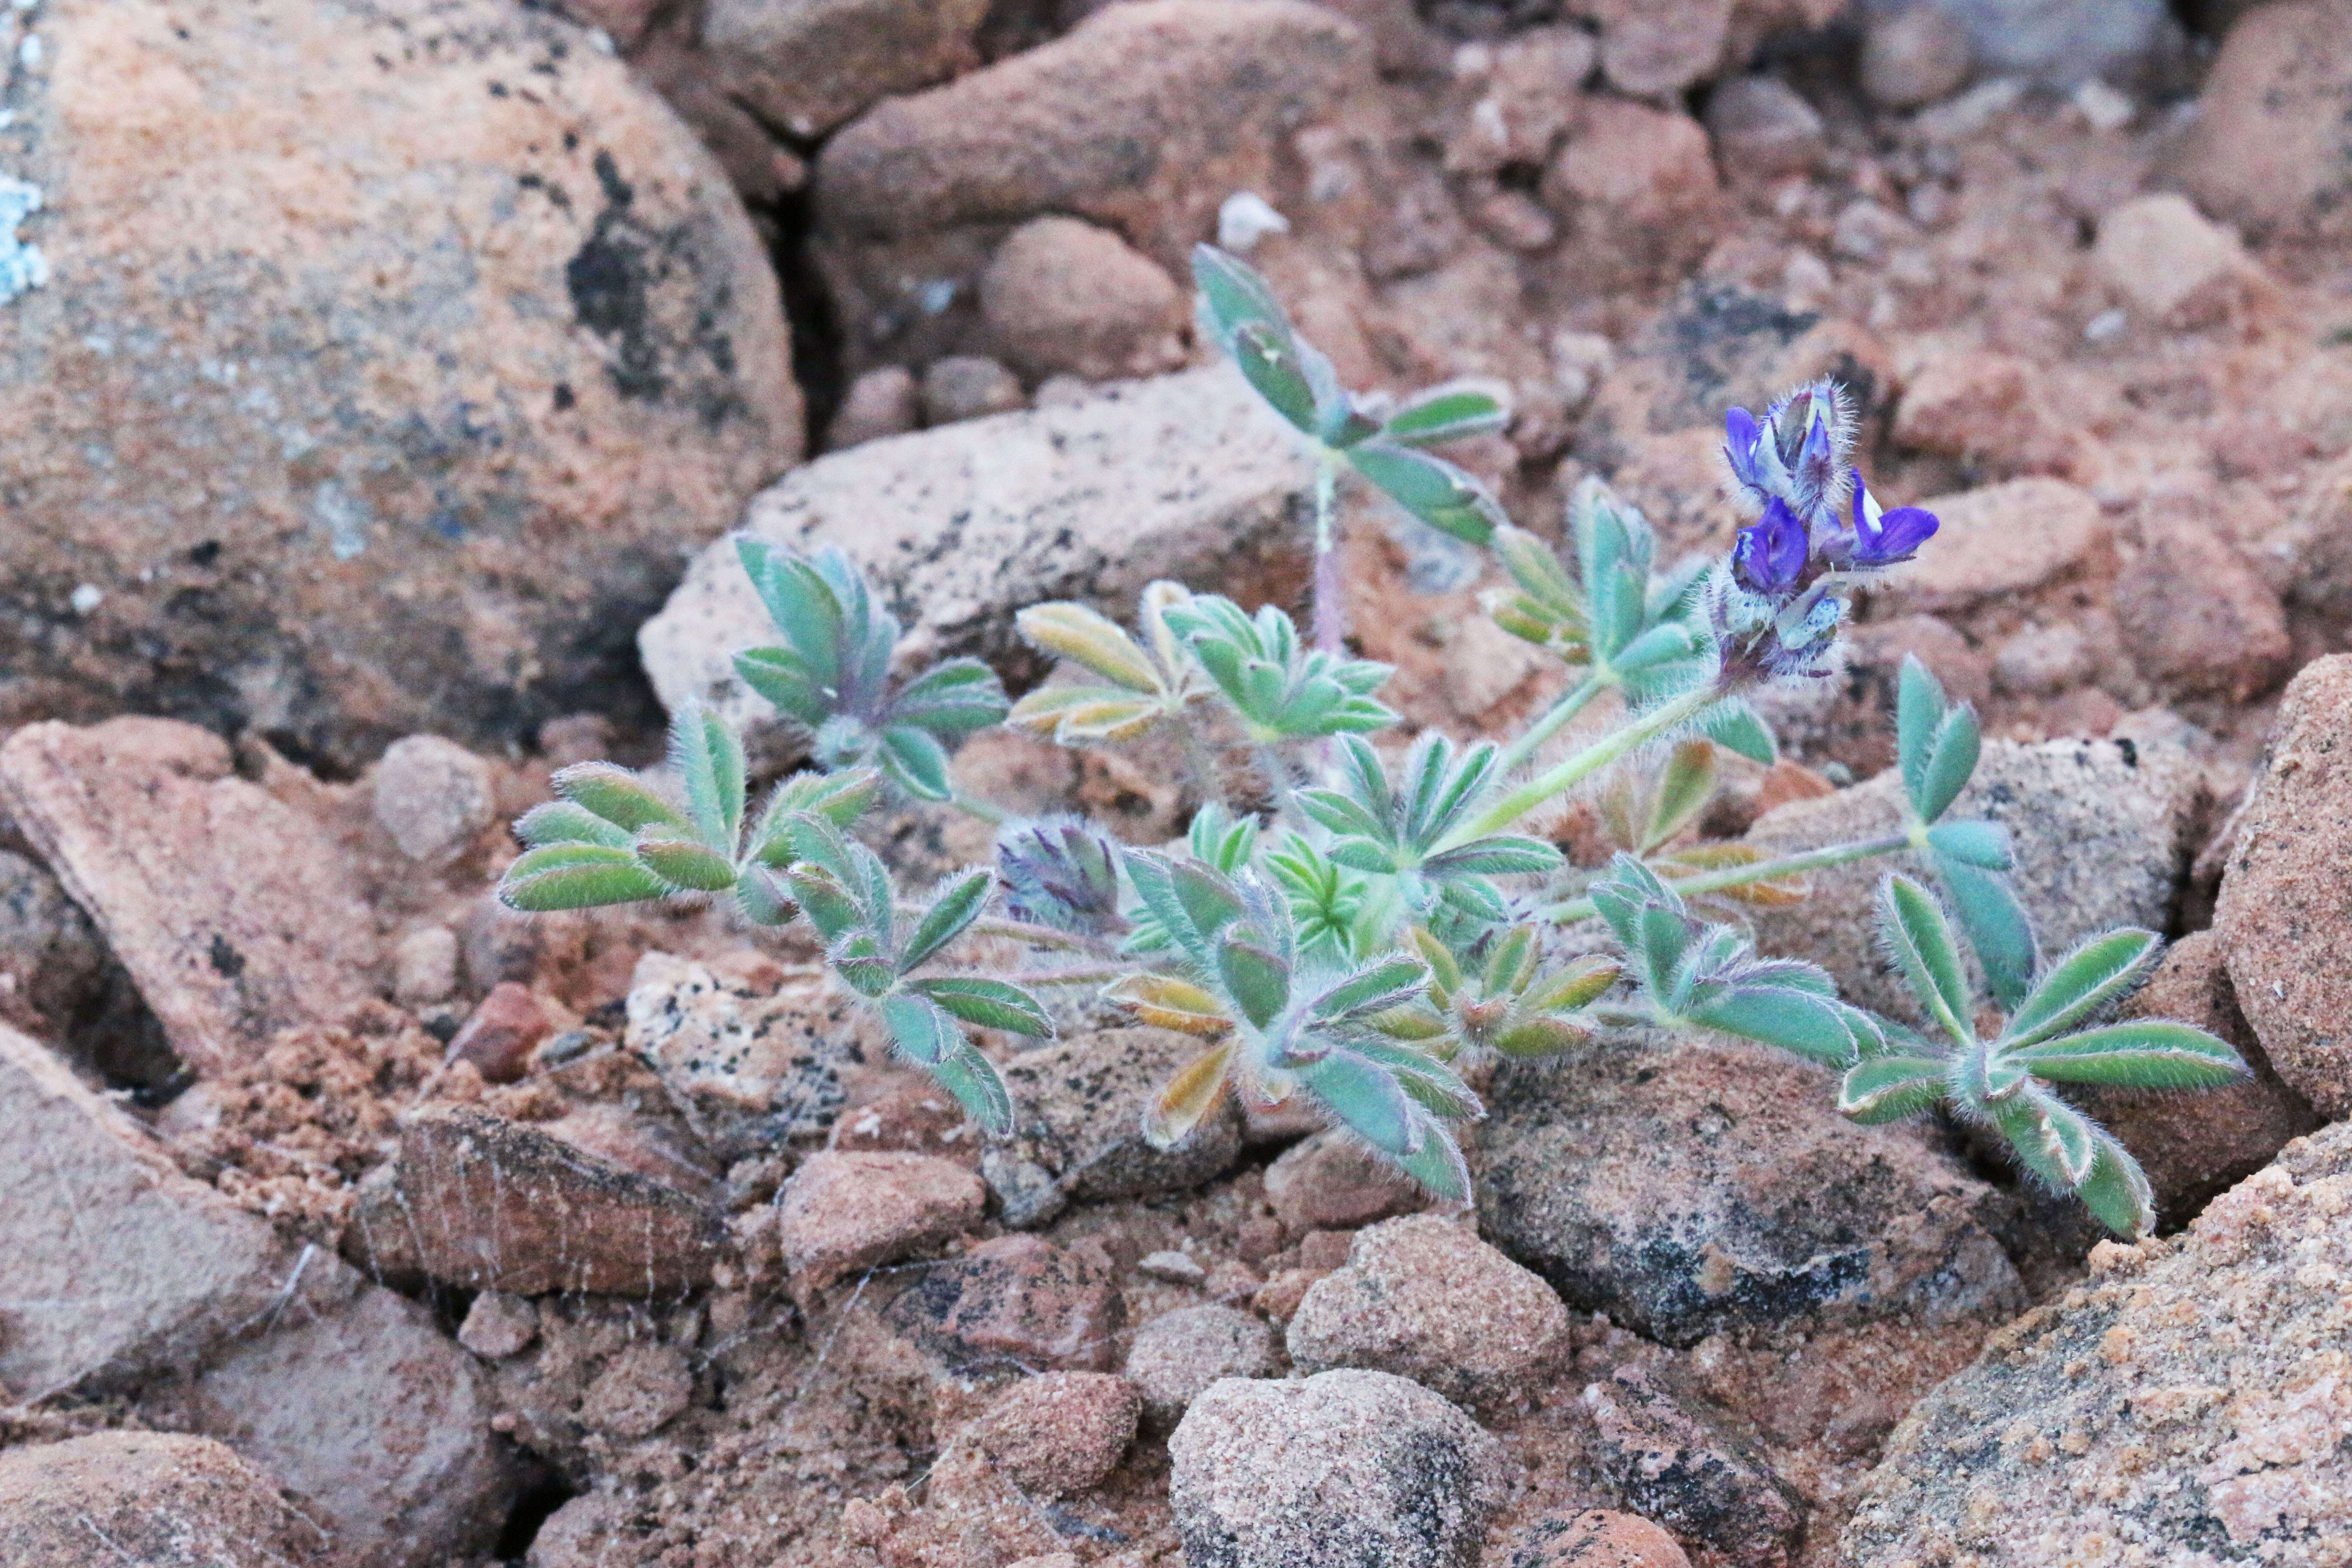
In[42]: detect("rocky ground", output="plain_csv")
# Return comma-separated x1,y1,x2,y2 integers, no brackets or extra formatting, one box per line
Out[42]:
3,0,2352,1565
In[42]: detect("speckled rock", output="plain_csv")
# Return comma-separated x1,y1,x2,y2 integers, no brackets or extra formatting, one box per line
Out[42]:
2114,477,2291,704
1841,1123,2352,1568
1540,97,1725,293
1583,1366,1807,1568
623,955,883,1157
981,1027,1245,1228
640,364,1311,756
0,718,380,1077
775,1149,986,1298
1286,1215,1570,1410
371,735,496,865
2215,655,2352,1116
1745,736,2199,1023
0,1432,327,1568
1479,1033,2024,1349
2075,931,2320,1228
1262,1125,1428,1232
2180,0,2352,241
965,1371,1141,1498
1506,1509,1692,1568
1887,478,2110,610
980,215,1188,384
0,0,798,770
1124,1303,1279,1429
1170,1369,1506,1568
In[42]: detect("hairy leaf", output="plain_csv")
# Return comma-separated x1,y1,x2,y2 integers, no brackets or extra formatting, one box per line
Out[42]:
878,992,962,1067
1218,935,1292,1030
1345,441,1505,545
515,801,634,851
1106,974,1233,1035
2006,1020,2244,1088
906,976,1054,1038
1381,384,1509,448
633,832,740,893
1837,1054,1948,1123
2000,928,2162,1048
901,868,993,972
933,1043,1015,1138
1015,603,1161,691
1939,860,2038,1010
1880,874,1976,1048
1301,1049,1415,1155
2075,1131,2156,1238
552,762,689,836
1143,1040,1235,1149
500,843,669,912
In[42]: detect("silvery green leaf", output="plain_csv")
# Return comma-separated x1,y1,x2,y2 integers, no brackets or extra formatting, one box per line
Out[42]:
1301,1049,1415,1155
1391,1114,1471,1201
879,992,962,1066
1699,699,1777,766
906,976,1054,1038
670,702,746,855
1380,384,1509,448
2074,1131,2156,1238
1924,819,2013,871
633,831,740,893
1939,860,2038,1010
749,768,880,867
499,843,669,912
901,868,994,972
1880,874,1975,1049
2006,1020,2244,1089
1217,935,1292,1029
1345,441,1505,545
1191,242,1295,357
891,658,1011,735
1014,603,1163,691
1999,928,2161,1047
880,725,954,801
933,1042,1015,1138
1687,986,1862,1065
551,761,689,835
1232,320,1319,432
1421,836,1562,876
1896,654,1945,811
1915,704,1981,824
829,932,897,998
516,801,634,850
733,645,830,728
1310,954,1429,1023
1838,1054,1948,1123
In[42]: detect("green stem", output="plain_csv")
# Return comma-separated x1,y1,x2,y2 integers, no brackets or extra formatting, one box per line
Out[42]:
1443,684,1719,849
1176,717,1229,811
959,917,1123,958
949,789,1010,826
1542,833,1912,924
1494,672,1609,776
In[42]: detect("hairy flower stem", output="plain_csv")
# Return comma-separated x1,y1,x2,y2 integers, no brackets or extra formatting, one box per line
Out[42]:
1444,684,1720,849
997,963,1133,988
1310,455,1344,655
1494,673,1608,777
1541,832,1913,924
1257,741,1305,826
1176,717,1230,812
933,915,1126,959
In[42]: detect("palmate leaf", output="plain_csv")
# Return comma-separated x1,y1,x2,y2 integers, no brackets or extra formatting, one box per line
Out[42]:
670,702,746,855
1006,685,1166,744
733,645,830,728
905,976,1053,1038
1014,603,1162,691
1999,928,2161,1048
2004,1021,2244,1089
747,768,880,868
829,932,897,998
499,843,669,912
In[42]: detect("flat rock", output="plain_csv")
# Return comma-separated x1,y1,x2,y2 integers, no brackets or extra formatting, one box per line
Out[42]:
1170,1369,1506,1568
0,1432,327,1568
1745,736,2199,1023
775,1148,986,1298
1841,1123,2352,1567
0,718,380,1076
2216,655,2352,1116
1479,1034,2024,1348
1884,478,2110,611
981,1026,1246,1229
640,365,1313,749
0,1025,510,1567
1286,1215,1571,1410
1124,1303,1279,1429
350,1106,728,1296
0,0,797,770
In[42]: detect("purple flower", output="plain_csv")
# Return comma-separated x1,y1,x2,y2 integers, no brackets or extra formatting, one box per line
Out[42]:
1849,471,1938,566
1733,498,1809,594
1724,406,1765,494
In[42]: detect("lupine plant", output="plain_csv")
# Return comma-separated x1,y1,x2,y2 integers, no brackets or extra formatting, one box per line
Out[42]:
493,248,2243,1235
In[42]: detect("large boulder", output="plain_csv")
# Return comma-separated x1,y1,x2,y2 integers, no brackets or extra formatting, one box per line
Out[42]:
2215,655,2352,1116
2179,0,2352,242
0,0,798,770
1841,1124,2352,1565
0,1023,511,1566
638,364,1313,750
1479,1034,2024,1348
